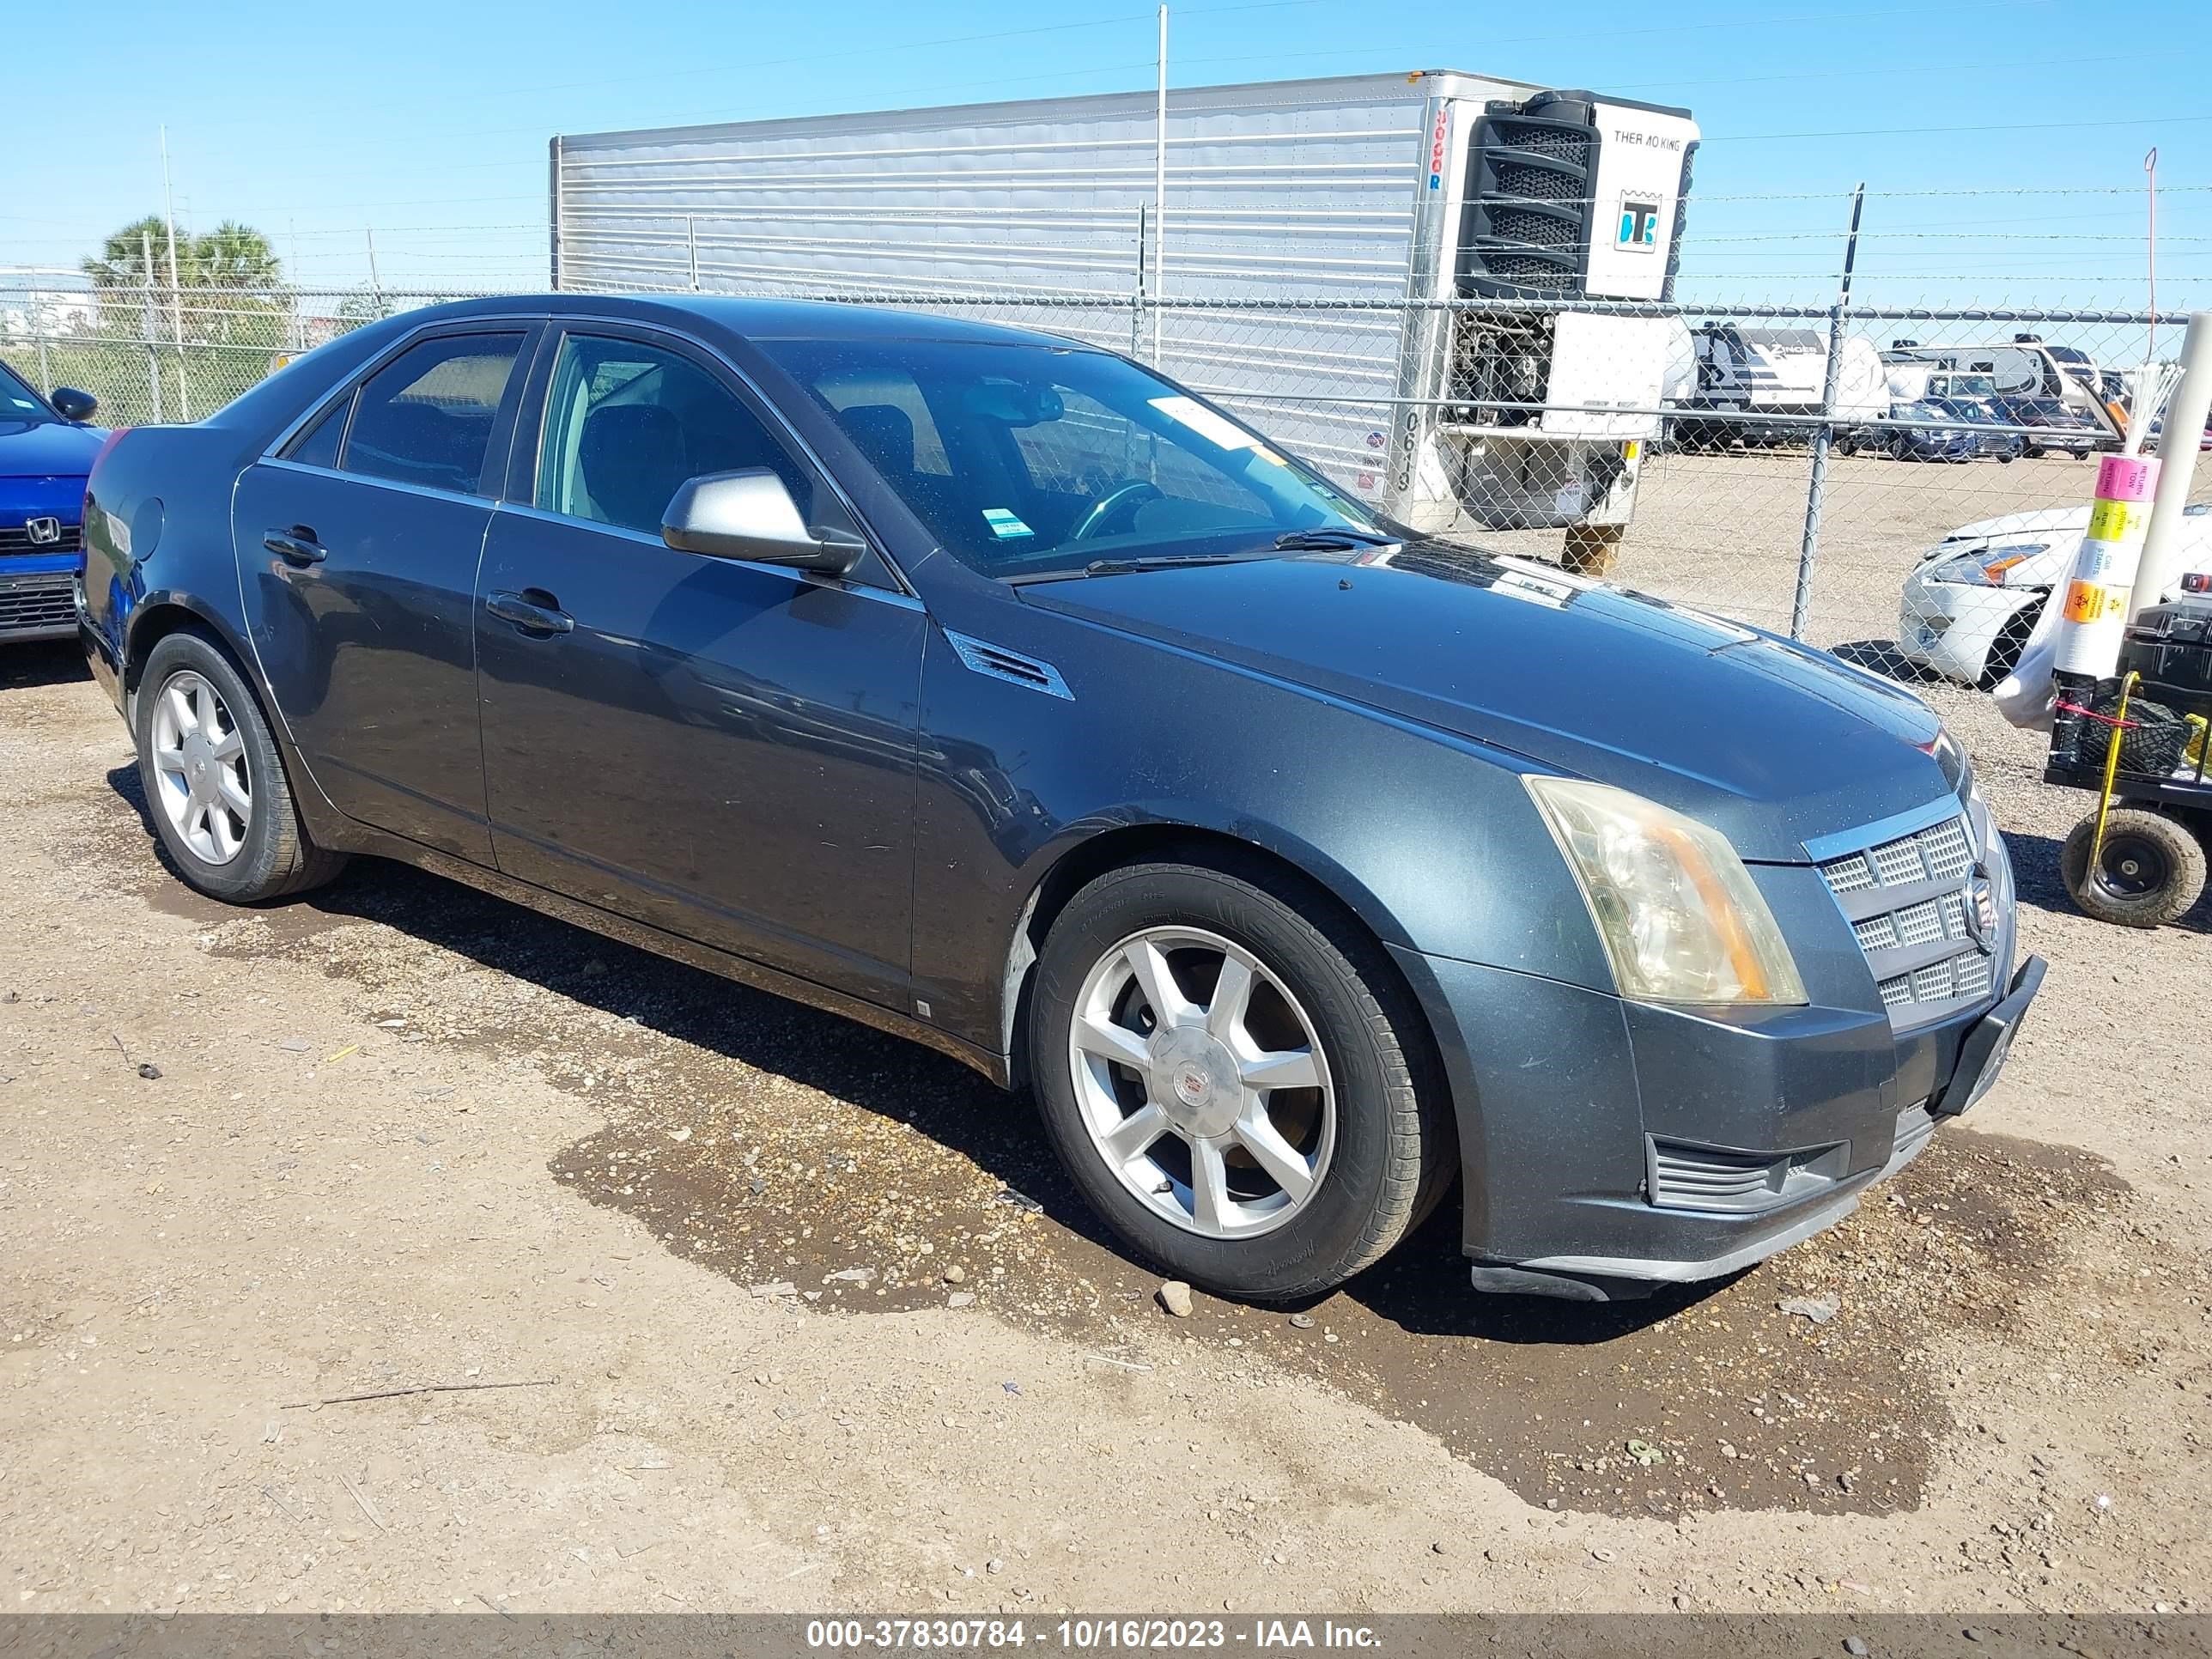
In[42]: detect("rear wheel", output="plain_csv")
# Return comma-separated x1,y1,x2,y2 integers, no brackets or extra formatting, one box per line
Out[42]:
134,629,347,904
1028,857,1452,1302
2061,809,2207,927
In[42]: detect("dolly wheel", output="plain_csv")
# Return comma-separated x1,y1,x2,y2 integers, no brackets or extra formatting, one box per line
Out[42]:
2060,809,2209,927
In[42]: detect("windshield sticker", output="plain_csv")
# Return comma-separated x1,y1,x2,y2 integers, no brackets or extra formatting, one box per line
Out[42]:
1148,395,1259,453
981,507,1035,539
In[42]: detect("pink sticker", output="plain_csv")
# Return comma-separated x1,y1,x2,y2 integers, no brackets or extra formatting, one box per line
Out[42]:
2094,454,2160,502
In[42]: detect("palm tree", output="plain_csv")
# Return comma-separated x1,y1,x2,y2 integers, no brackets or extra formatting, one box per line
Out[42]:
194,222,281,291
82,215,183,289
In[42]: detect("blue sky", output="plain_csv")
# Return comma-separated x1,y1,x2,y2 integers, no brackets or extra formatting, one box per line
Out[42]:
4,0,2206,309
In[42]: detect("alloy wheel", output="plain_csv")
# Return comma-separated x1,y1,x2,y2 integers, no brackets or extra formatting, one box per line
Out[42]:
1066,926,1336,1239
149,669,253,866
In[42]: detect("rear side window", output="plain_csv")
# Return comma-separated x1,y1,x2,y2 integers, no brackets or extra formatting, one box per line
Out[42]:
340,332,525,495
283,395,350,469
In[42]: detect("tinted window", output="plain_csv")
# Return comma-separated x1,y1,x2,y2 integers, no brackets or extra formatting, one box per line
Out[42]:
760,338,1378,579
341,332,524,495
536,333,812,535
0,361,52,422
284,394,351,469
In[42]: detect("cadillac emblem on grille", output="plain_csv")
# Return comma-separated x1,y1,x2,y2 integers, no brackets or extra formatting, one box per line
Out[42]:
24,517,62,545
1965,866,1996,951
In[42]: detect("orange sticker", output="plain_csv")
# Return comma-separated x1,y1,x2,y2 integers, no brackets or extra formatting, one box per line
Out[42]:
2063,580,2127,624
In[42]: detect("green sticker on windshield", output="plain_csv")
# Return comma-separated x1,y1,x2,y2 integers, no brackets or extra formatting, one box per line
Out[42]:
982,507,1034,539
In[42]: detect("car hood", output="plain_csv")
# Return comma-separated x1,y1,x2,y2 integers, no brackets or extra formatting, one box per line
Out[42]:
1020,545,1951,861
1930,503,2212,584
0,419,106,480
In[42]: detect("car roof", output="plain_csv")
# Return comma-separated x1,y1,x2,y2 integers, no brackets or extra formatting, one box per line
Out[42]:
416,292,1095,352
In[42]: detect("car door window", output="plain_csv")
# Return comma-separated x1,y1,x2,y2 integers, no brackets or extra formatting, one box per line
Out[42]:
283,394,351,469
535,333,811,536
339,332,526,496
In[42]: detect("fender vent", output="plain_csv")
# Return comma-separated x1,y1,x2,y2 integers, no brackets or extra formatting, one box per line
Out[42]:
942,629,1073,701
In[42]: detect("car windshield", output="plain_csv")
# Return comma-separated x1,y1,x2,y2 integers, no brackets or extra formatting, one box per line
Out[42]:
758,337,1384,578
0,362,55,423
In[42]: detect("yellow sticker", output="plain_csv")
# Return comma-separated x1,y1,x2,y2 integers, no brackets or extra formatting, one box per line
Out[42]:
1623,440,1640,460
2087,499,2141,542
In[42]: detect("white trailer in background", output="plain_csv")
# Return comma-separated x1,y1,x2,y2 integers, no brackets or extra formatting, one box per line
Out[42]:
550,72,1700,560
1673,324,1888,448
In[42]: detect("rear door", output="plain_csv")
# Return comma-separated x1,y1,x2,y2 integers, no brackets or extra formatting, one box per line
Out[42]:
234,323,537,862
474,323,924,1009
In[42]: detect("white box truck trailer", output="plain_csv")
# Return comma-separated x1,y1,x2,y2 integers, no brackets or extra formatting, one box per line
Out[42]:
550,71,1699,554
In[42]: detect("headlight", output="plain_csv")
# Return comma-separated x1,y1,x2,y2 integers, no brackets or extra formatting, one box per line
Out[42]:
1526,776,1808,1006
1929,542,2049,586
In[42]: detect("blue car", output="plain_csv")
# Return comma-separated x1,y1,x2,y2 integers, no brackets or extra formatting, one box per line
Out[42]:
0,362,105,642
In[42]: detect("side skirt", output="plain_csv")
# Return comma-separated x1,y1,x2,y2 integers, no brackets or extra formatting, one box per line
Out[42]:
376,836,1012,1091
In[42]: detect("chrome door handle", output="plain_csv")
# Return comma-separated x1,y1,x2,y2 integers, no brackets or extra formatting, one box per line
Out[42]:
485,589,574,635
263,528,326,566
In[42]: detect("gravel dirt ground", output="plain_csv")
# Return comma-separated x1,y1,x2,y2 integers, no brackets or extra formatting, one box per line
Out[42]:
3,459,2209,1617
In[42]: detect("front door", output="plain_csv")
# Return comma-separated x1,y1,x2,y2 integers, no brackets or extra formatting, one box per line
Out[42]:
234,325,534,861
475,326,923,1011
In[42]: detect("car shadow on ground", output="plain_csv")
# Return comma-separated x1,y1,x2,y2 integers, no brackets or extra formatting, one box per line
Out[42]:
102,763,1708,1349
0,641,91,692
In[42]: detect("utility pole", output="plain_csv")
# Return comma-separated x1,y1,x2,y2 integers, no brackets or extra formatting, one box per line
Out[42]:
366,228,383,316
161,125,190,419
1152,3,1168,365
2145,148,2160,365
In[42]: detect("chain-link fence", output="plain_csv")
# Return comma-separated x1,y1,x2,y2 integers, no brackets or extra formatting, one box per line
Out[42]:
4,277,2207,702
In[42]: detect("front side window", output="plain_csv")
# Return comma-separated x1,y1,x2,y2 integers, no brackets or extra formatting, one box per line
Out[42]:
535,332,811,537
759,337,1379,579
0,362,53,423
340,331,525,495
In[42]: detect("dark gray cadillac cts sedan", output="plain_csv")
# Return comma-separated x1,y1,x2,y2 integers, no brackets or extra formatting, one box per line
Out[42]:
79,295,2043,1303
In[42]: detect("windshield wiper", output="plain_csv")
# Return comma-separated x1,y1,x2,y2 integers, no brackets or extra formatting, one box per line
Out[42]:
1273,527,1399,550
1006,553,1267,585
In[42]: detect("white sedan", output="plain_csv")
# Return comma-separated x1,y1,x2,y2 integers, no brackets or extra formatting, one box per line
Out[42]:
1898,503,2212,688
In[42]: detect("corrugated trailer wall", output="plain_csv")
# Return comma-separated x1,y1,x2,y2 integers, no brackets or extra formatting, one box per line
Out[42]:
550,73,1529,495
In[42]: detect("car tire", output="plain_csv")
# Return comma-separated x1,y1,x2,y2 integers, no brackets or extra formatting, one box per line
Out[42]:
2024,445,2045,459
134,629,348,904
2060,809,2208,928
1976,605,2039,690
1027,855,1453,1303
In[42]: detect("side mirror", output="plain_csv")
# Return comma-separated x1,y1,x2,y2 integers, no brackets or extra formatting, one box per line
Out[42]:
50,386,98,422
661,469,866,574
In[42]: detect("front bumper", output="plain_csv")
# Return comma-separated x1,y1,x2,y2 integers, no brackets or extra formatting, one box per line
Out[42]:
0,563,82,643
1393,829,2044,1300
1896,571,2041,684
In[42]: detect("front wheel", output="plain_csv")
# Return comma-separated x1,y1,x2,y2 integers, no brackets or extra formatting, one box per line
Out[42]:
134,629,347,904
2061,808,2208,927
1028,858,1452,1302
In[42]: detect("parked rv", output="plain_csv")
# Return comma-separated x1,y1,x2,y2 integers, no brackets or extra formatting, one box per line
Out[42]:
1882,336,2116,446
1669,325,1886,451
549,72,1700,565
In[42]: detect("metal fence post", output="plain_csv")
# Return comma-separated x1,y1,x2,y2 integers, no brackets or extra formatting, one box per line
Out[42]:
142,230,161,424
1790,184,1865,641
686,216,700,290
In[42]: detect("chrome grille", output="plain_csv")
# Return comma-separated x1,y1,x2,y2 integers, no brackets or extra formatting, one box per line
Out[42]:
0,574,77,634
0,522,82,556
1817,808,2002,1029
